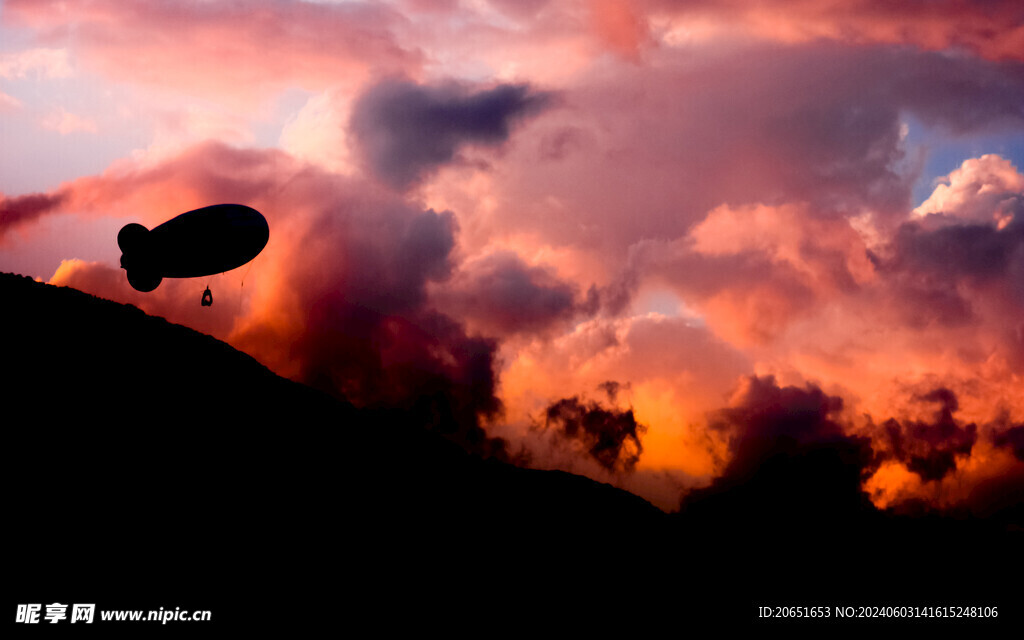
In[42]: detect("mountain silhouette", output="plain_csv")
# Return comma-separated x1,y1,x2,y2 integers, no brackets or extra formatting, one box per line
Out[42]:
4,272,1020,632
3,273,665,632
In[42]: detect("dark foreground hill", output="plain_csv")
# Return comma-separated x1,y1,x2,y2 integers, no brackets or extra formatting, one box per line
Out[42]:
3,273,667,632
3,272,1021,632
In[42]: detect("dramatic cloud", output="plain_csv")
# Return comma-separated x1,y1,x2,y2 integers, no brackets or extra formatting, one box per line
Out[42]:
234,191,509,456
497,312,750,482
672,202,876,344
994,424,1024,461
681,376,1023,523
887,215,1024,289
681,375,877,526
3,0,1024,519
350,79,552,189
440,43,1024,281
707,375,848,476
25,141,508,458
893,158,1024,341
432,250,596,337
542,383,647,472
874,388,978,482
868,158,1024,370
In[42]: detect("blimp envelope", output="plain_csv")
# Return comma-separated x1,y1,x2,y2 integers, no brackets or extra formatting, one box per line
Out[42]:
118,204,269,292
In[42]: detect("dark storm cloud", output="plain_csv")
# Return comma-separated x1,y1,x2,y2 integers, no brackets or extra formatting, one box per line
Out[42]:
542,386,647,472
677,376,1024,533
875,388,978,482
296,305,507,458
258,191,509,459
892,54,1024,133
707,375,849,479
889,214,1024,282
350,79,552,189
875,210,1024,330
437,250,597,336
340,207,457,314
681,376,876,526
994,425,1024,461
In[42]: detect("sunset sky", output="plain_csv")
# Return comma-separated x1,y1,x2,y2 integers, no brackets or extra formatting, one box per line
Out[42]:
2,0,1022,512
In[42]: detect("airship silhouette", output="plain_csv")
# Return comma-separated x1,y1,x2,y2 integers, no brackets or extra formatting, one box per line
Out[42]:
118,204,269,293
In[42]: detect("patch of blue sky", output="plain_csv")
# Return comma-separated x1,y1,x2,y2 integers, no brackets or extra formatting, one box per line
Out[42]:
903,114,1024,207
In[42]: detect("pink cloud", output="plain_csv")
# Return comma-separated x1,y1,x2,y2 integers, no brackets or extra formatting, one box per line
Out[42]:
5,0,422,105
0,191,65,237
647,0,1024,61
39,108,98,135
428,42,1023,278
0,91,22,111
0,47,72,78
